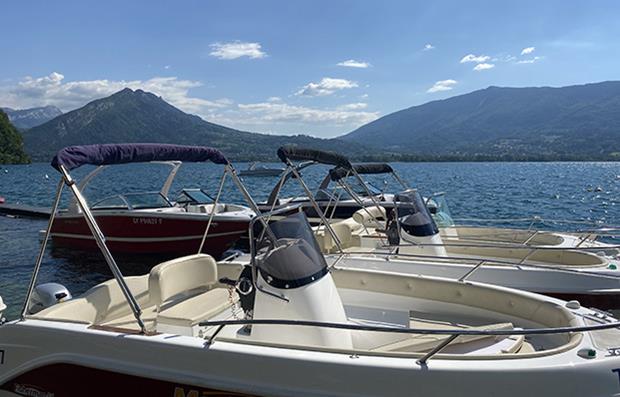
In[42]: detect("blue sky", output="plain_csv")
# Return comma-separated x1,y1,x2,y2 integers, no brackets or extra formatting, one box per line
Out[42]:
1,0,619,137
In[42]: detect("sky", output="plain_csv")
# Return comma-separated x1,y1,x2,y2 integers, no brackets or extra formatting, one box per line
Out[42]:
1,0,619,138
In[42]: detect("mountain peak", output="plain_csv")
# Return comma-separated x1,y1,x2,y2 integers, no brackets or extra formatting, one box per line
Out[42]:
1,105,63,129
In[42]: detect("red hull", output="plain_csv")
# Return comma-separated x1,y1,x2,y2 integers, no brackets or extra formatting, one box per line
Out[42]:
51,213,249,258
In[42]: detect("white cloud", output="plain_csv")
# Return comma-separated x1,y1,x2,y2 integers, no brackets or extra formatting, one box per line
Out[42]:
0,71,379,138
521,46,535,55
337,59,371,68
209,41,267,60
460,54,491,63
164,65,171,70
427,79,457,93
517,56,541,64
236,101,378,125
423,43,435,51
295,77,358,97
0,72,233,117
338,102,368,110
360,93,369,99
473,63,495,71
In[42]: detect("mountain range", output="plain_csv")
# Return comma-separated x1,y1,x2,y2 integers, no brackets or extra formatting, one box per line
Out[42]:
11,80,620,163
22,89,372,162
1,105,62,129
343,81,620,160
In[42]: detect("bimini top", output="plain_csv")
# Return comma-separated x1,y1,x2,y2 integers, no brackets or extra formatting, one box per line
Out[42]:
51,143,229,172
329,163,394,182
277,145,351,168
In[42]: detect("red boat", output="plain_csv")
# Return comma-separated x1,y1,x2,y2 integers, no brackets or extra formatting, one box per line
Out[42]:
50,149,254,258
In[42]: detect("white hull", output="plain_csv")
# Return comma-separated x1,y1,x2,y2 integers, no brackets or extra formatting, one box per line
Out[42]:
2,317,620,397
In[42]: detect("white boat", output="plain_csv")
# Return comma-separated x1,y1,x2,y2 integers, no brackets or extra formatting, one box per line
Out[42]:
4,143,620,396
272,146,620,310
238,162,284,177
266,155,618,258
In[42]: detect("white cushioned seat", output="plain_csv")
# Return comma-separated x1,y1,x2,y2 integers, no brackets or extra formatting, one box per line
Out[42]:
157,288,231,328
149,254,218,307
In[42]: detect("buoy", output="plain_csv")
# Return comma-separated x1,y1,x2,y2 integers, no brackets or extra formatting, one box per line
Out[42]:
0,197,5,204
44,174,49,179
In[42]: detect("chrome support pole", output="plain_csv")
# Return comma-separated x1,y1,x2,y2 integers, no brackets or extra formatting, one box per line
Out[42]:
416,334,459,365
59,165,146,333
351,170,389,228
197,171,227,254
392,171,409,190
288,164,344,252
21,180,65,319
458,260,487,282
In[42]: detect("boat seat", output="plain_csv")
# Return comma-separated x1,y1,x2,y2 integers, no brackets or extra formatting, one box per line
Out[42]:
371,321,518,353
149,254,219,308
188,203,227,215
352,206,386,228
315,218,364,253
34,275,150,325
157,288,232,329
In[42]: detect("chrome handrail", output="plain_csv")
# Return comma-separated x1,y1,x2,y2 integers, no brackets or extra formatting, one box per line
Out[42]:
199,316,620,363
339,250,620,281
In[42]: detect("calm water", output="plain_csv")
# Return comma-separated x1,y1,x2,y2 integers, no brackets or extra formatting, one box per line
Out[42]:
1,161,619,320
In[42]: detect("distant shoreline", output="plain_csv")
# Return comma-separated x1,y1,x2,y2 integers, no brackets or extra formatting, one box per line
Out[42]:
4,158,620,166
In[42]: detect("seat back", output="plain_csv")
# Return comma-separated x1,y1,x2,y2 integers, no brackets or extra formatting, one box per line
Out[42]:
149,254,218,307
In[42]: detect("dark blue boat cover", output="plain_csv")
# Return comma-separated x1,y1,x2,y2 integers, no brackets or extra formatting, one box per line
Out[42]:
51,143,229,171
277,145,351,168
329,163,393,181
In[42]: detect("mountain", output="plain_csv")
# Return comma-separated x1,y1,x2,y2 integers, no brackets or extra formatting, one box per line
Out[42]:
343,81,620,160
22,88,372,162
2,105,63,129
0,110,30,164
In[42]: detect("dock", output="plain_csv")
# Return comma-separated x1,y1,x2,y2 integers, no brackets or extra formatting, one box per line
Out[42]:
0,203,51,219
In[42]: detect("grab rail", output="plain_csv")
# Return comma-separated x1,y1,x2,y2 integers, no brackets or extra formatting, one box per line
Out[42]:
339,249,620,281
199,316,620,363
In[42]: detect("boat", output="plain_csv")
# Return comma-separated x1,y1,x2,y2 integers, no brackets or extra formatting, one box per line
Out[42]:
262,145,617,258
262,150,618,259
325,161,619,257
271,146,620,309
48,144,255,259
259,160,403,220
3,145,620,396
238,162,284,177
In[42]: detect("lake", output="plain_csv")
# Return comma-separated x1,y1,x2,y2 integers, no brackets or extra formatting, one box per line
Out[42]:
1,161,619,320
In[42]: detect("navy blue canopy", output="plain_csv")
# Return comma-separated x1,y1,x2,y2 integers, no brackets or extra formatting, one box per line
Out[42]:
277,145,351,168
51,143,229,171
329,163,394,181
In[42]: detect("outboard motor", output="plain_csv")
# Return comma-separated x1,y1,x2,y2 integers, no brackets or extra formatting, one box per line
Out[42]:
251,212,352,348
28,283,72,314
394,189,448,257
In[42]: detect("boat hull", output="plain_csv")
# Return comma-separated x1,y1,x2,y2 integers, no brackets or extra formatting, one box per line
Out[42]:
336,255,620,310
50,213,249,258
1,320,620,397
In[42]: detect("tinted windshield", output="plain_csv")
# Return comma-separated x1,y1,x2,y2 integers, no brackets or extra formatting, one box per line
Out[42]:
255,212,328,289
395,189,439,236
124,193,172,209
175,189,213,204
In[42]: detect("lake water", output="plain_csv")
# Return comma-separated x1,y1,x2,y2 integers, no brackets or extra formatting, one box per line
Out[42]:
1,161,619,320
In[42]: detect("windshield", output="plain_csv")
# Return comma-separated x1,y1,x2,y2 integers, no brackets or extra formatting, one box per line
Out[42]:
395,189,439,237
427,193,455,227
175,189,214,205
124,192,172,210
254,212,328,289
